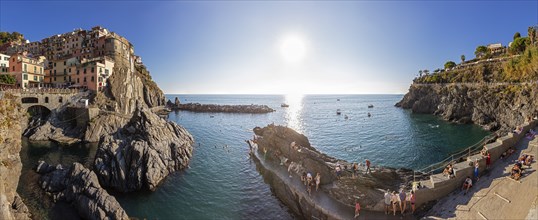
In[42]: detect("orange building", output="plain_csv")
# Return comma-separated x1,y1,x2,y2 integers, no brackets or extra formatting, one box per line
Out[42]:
6,52,45,89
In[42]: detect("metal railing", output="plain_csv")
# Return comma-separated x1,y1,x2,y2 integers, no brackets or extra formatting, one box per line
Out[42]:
415,133,497,176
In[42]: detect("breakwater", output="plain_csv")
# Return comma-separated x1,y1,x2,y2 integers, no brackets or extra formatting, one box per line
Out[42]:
173,103,275,114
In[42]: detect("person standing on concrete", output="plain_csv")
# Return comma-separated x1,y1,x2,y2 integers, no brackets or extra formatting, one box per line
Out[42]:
354,199,361,218
384,189,391,214
486,152,491,169
399,189,407,215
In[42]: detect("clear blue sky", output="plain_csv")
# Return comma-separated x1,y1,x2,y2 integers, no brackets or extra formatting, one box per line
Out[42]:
1,0,537,94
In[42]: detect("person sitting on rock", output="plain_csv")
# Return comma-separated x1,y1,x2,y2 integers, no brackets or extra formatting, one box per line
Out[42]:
301,172,307,185
352,163,359,179
480,146,488,156
462,176,472,195
315,173,321,191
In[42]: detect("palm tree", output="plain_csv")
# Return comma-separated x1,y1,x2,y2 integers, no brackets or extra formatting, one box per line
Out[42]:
461,55,465,63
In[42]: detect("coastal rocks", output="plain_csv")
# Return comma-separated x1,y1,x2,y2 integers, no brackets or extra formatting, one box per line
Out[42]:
251,124,413,218
0,93,31,220
94,107,194,192
396,84,538,133
35,161,128,220
174,102,275,114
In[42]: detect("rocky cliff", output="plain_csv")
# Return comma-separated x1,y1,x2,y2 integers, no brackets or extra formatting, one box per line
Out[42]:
36,161,128,220
94,106,194,192
0,93,30,220
396,83,538,132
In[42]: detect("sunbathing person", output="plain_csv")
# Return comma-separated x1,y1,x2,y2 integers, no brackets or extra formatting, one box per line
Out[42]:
462,176,473,195
524,155,534,166
511,163,522,180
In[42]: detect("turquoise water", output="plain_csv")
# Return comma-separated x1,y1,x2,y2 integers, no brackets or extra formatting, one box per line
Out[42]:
19,94,490,219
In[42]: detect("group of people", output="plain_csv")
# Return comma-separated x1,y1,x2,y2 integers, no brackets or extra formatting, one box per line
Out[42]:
442,164,455,179
511,154,535,180
335,159,372,180
383,189,416,216
500,147,516,159
301,171,321,195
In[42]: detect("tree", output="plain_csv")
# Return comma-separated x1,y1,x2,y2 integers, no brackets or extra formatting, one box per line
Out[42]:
529,26,537,45
423,69,430,76
444,61,456,69
0,74,16,85
475,45,488,58
0,31,25,45
510,37,530,54
513,32,521,40
461,55,466,63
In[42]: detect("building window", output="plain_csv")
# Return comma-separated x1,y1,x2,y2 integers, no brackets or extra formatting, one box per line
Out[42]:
64,61,66,65
12,66,15,71
77,69,79,75
34,66,36,73
91,67,94,73
24,64,27,72
84,68,86,74
59,97,63,103
91,76,94,82
64,76,66,80
69,68,71,73
77,78,79,83
54,63,56,67
64,69,66,74
34,75,37,81
105,69,109,75
45,97,49,103
54,77,56,81
40,68,43,74
23,74,28,80
84,77,86,82
54,70,56,75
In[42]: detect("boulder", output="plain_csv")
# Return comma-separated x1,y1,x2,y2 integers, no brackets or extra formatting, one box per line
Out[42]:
94,107,194,192
36,161,128,220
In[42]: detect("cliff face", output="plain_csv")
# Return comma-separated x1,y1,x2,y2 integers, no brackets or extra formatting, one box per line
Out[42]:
396,83,538,132
0,93,30,220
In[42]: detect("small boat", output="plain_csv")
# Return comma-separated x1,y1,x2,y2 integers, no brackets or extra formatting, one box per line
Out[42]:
336,109,341,115
367,112,371,117
337,99,340,101
281,103,289,107
344,115,349,120
368,104,374,108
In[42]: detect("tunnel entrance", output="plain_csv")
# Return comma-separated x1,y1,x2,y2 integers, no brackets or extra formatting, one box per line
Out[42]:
27,105,51,120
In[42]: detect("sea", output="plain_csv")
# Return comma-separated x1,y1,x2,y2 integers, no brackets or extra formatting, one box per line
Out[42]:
18,94,490,219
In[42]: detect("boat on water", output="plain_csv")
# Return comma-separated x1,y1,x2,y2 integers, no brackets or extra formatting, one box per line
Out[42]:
337,98,340,101
336,109,341,115
368,104,374,108
344,115,349,120
367,112,371,117
281,103,289,107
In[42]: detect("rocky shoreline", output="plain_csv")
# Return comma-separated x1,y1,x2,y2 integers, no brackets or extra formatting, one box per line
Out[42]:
396,83,538,133
249,124,416,219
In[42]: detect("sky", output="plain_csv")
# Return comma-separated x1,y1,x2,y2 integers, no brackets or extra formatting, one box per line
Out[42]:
1,0,537,94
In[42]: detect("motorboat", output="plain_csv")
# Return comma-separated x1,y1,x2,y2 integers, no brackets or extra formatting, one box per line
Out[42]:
367,112,371,117
336,109,342,115
281,103,289,107
368,104,374,108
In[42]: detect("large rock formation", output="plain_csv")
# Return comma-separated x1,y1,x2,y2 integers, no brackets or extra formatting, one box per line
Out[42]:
251,124,414,218
94,106,194,192
0,93,30,220
396,83,538,132
35,161,128,220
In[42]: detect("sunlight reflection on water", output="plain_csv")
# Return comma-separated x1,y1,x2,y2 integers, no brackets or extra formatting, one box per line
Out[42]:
284,94,304,133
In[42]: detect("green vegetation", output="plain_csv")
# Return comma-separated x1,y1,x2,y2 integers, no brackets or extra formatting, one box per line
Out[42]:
475,45,488,58
413,26,538,84
0,74,16,84
444,61,456,69
0,32,25,44
513,32,521,40
510,37,530,54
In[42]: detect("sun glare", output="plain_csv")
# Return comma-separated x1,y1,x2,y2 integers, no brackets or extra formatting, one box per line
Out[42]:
280,34,307,62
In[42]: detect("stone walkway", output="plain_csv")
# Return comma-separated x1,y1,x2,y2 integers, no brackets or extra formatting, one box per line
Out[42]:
252,144,415,220
425,133,538,220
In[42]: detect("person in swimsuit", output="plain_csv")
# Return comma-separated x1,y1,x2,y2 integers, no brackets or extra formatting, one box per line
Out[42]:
410,191,416,214
474,160,480,182
391,191,399,216
384,190,391,214
315,173,321,191
486,152,491,169
399,189,407,215
365,159,371,174
354,199,361,218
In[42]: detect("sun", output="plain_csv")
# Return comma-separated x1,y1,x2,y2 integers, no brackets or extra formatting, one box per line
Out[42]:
280,34,307,62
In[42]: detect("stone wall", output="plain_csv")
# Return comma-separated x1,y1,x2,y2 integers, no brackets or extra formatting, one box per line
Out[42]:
413,120,538,208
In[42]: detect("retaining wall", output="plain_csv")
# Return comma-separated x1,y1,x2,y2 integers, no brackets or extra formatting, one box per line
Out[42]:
413,120,538,208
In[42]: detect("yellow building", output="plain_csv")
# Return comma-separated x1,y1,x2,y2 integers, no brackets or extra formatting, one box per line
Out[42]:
7,52,45,89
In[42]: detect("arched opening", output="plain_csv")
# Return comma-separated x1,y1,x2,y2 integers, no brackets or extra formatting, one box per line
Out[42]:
27,105,51,121
58,96,63,103
45,97,49,103
22,97,39,104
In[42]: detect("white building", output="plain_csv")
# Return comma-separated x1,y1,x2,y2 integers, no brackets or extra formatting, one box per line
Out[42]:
0,53,10,68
